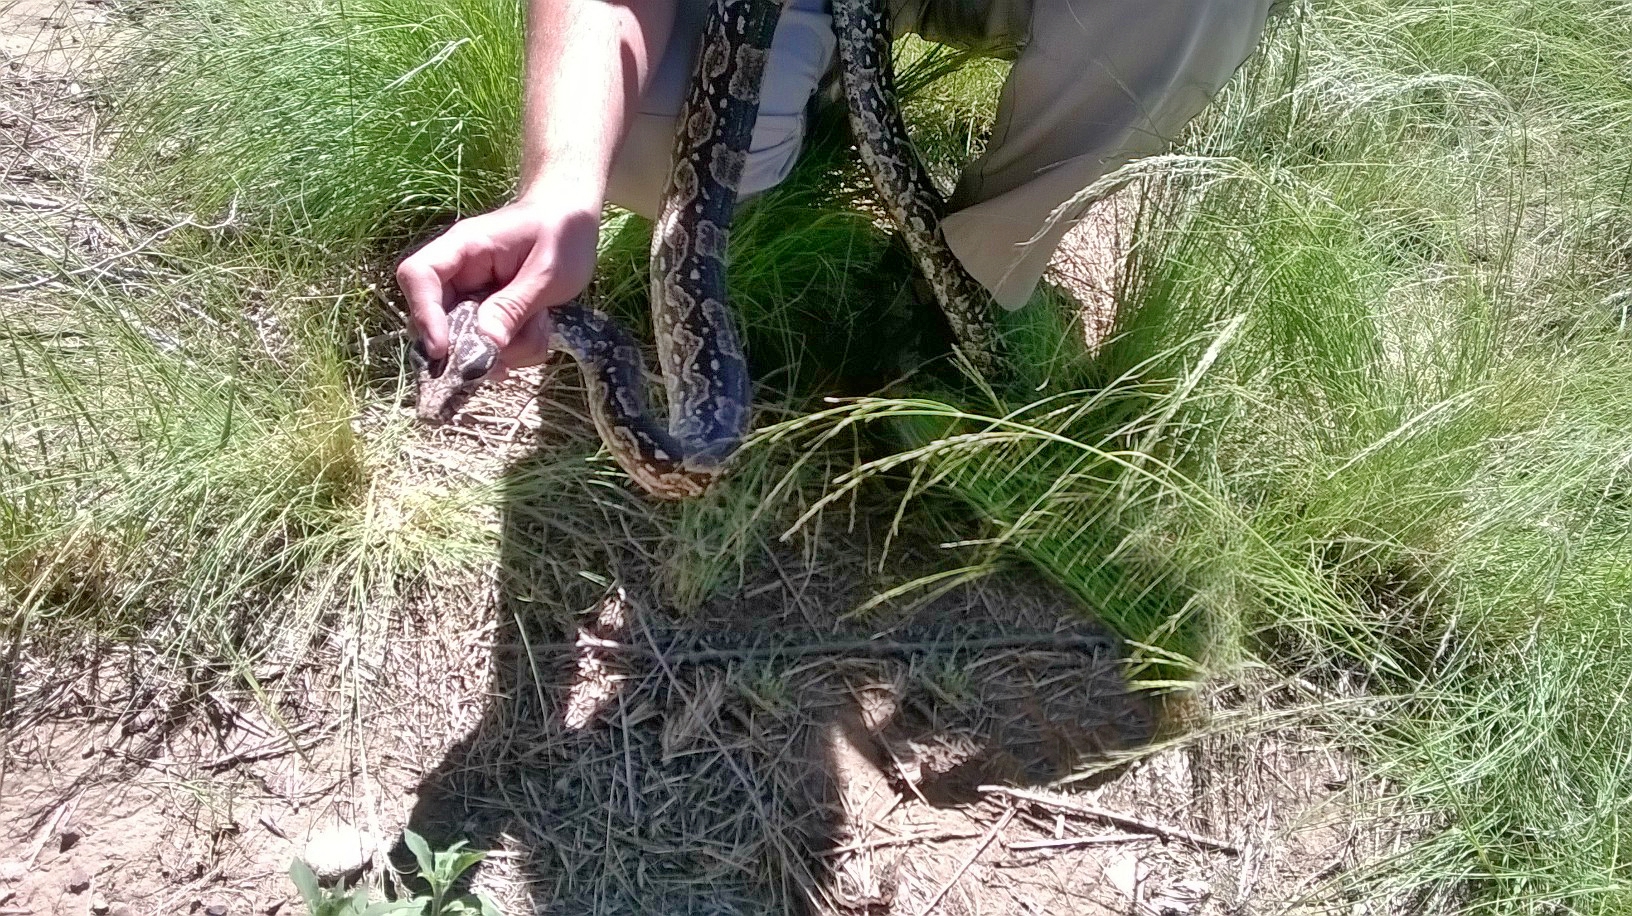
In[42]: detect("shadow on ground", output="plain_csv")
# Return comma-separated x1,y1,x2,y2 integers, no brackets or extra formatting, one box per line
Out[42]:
395,421,1158,912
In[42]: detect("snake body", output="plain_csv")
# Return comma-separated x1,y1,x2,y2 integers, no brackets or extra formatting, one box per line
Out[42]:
830,0,1002,378
416,0,1003,498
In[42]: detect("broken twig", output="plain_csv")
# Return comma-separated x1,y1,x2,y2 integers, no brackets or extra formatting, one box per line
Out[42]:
0,192,64,210
1007,832,1154,851
917,805,1016,916
980,785,1239,855
519,631,1116,666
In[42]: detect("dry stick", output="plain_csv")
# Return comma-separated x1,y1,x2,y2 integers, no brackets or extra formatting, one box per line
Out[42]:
0,192,63,209
1007,833,1155,852
1,207,235,293
819,829,985,858
532,632,1116,666
0,231,61,260
204,733,327,772
916,805,1016,916
21,797,77,868
258,813,289,840
980,786,1239,855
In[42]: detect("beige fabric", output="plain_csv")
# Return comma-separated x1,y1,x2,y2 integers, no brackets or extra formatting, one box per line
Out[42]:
607,0,834,214
939,0,1274,306
605,0,1274,308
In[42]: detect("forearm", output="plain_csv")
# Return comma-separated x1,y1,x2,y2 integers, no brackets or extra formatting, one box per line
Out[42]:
518,0,676,207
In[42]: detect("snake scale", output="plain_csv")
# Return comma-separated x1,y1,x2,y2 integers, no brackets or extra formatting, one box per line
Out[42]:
415,0,1003,499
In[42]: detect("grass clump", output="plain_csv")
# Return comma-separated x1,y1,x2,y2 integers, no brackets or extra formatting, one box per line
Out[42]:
802,3,1632,908
115,0,528,258
0,278,444,675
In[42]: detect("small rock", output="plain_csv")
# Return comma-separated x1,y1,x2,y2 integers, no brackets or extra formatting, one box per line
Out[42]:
59,829,83,853
0,860,26,882
67,865,93,893
91,894,110,914
110,905,134,916
204,903,229,916
1103,853,1139,899
300,824,374,883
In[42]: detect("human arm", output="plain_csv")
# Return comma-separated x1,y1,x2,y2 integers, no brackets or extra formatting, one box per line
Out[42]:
398,0,677,368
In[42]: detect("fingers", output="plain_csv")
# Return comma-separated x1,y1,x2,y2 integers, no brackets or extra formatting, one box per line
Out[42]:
474,223,570,349
400,215,524,358
476,278,542,351
397,202,597,366
397,241,460,360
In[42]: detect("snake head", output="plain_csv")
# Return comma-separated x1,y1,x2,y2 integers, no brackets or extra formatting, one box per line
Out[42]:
413,300,499,423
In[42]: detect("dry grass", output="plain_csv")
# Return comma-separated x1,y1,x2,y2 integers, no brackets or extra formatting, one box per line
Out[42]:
370,529,1405,916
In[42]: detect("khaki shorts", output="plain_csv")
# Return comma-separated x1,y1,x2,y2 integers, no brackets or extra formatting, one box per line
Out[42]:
607,0,1274,308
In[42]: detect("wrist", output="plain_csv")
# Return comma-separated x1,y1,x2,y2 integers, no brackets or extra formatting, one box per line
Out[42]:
514,171,605,216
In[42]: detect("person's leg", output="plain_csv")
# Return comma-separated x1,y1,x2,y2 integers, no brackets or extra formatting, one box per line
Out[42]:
604,0,836,218
939,0,1275,308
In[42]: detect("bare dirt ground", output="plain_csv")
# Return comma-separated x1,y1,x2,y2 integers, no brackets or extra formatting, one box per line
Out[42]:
2,4,1425,914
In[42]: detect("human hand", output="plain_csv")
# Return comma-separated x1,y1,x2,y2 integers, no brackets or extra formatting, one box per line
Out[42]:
397,199,601,370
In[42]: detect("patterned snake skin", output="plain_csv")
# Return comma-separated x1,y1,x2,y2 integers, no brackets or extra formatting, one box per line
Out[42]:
830,0,1002,378
416,0,1004,499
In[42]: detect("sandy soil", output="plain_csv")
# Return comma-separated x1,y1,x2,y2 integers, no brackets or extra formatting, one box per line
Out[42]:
1,0,104,71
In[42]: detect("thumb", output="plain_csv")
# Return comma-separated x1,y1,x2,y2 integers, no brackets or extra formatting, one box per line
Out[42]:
476,270,550,349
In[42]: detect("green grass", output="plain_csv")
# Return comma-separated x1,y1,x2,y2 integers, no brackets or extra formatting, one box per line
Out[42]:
6,0,1632,912
113,0,529,256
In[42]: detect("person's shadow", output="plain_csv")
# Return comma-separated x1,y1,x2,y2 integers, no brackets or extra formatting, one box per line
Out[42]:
393,352,1160,914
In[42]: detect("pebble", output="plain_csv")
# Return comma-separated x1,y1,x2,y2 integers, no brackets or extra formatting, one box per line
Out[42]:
66,865,92,893
300,824,374,883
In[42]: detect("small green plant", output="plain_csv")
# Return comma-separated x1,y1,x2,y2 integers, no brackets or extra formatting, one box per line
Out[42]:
924,656,974,705
739,661,795,713
288,831,497,916
288,861,386,916
400,830,496,916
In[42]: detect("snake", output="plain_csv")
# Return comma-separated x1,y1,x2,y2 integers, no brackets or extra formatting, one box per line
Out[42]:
414,0,1004,499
